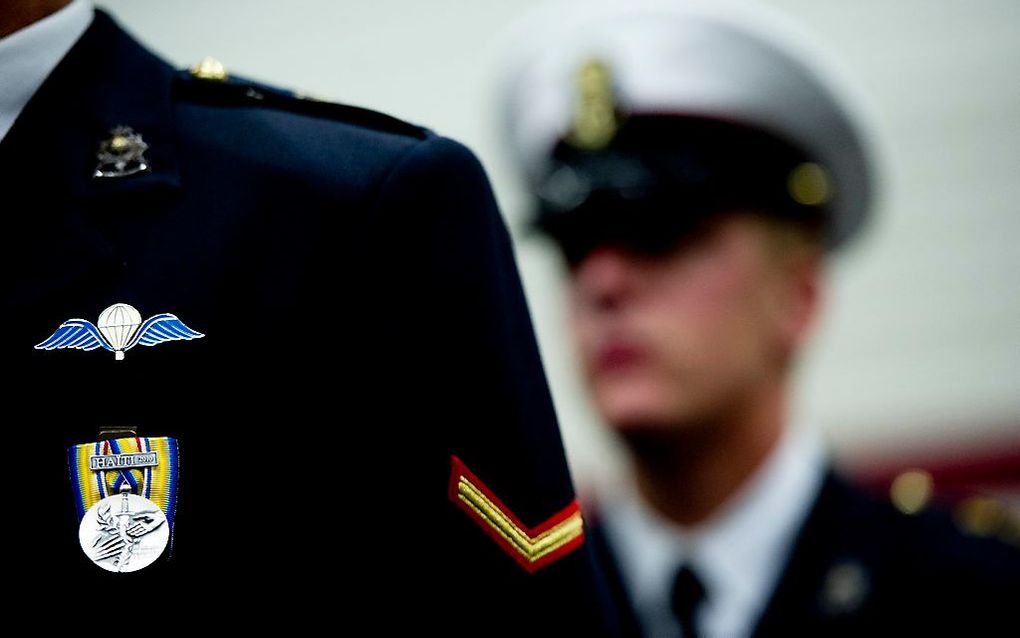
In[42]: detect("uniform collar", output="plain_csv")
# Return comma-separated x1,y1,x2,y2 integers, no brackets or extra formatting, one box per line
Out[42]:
0,0,93,143
0,8,183,315
0,7,181,199
602,425,827,637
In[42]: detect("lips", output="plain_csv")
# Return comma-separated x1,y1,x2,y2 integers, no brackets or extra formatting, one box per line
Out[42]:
595,339,646,373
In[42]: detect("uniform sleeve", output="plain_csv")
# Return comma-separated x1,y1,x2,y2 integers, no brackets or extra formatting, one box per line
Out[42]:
366,135,572,510
356,134,620,635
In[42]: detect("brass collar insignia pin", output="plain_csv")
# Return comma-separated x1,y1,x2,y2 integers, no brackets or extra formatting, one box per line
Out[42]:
94,126,150,178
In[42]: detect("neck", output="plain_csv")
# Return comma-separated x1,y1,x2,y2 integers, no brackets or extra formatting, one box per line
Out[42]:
624,378,787,527
1,0,72,38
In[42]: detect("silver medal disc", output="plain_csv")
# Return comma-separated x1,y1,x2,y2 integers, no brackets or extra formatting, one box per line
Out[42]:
78,491,169,572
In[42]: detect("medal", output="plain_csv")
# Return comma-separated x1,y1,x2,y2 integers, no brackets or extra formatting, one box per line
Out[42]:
68,431,180,572
79,487,169,572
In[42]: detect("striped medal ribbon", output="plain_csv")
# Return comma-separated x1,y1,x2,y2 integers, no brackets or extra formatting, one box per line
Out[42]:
68,435,179,572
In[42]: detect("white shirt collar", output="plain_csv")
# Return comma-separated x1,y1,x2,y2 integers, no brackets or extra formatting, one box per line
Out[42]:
602,425,827,638
0,0,93,143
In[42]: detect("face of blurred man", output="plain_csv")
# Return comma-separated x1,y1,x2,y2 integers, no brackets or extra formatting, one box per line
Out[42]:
567,212,821,433
1,1,73,38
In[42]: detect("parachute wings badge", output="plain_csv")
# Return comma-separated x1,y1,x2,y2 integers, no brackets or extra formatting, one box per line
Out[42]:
35,303,204,360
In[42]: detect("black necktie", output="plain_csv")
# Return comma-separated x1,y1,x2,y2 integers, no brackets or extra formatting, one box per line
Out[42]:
671,564,707,638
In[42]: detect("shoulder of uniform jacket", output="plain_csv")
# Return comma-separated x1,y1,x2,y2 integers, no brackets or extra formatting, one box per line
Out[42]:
173,62,429,140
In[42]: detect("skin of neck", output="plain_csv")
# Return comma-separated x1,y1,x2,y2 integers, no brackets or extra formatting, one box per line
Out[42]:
0,0,73,39
624,371,788,527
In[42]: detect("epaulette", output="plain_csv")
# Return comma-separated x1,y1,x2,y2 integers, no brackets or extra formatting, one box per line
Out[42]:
174,57,428,140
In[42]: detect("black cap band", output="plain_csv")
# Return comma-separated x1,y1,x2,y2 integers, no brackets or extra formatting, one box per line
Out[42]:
533,115,832,262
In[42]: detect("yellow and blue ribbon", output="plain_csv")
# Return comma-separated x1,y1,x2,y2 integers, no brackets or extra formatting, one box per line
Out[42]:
67,436,179,530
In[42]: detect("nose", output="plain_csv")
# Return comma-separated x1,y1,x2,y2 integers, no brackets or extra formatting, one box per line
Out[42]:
571,246,639,312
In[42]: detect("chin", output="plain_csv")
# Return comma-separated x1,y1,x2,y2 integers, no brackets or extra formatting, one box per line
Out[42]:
595,375,714,434
595,381,689,432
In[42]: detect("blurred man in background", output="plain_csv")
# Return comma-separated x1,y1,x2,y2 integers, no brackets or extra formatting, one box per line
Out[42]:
1,1,619,631
501,1,1019,635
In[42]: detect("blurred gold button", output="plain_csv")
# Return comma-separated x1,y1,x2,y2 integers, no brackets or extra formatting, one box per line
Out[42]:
190,56,228,82
788,161,832,206
955,496,1007,537
889,469,933,515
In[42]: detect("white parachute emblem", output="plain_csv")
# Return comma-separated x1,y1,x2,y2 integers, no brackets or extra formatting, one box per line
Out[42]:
35,303,204,360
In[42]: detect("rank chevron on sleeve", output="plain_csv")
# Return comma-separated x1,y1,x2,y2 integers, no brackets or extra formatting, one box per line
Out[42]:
448,455,585,573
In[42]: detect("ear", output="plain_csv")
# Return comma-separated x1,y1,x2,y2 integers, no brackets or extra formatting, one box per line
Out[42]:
777,248,825,352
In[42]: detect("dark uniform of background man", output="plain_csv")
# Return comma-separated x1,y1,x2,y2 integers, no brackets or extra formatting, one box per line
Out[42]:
0,1,619,631
500,1,1020,635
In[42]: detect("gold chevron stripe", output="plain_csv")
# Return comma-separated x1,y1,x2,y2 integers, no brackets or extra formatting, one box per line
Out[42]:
456,476,584,564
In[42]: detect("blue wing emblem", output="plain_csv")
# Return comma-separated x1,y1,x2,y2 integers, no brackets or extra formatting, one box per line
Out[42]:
35,305,204,360
126,313,205,349
35,319,113,352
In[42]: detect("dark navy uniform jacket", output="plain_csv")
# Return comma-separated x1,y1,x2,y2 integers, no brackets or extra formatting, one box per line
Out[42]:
2,10,619,631
590,468,1020,636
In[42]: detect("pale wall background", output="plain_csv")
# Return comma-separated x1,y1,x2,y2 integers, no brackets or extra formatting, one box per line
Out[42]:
98,0,1020,483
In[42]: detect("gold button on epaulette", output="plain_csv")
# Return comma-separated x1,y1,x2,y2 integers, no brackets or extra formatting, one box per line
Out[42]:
890,469,933,515
294,91,326,103
955,496,1008,537
190,56,228,82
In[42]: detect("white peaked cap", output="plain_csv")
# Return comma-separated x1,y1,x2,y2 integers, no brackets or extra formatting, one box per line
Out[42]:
499,0,878,247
